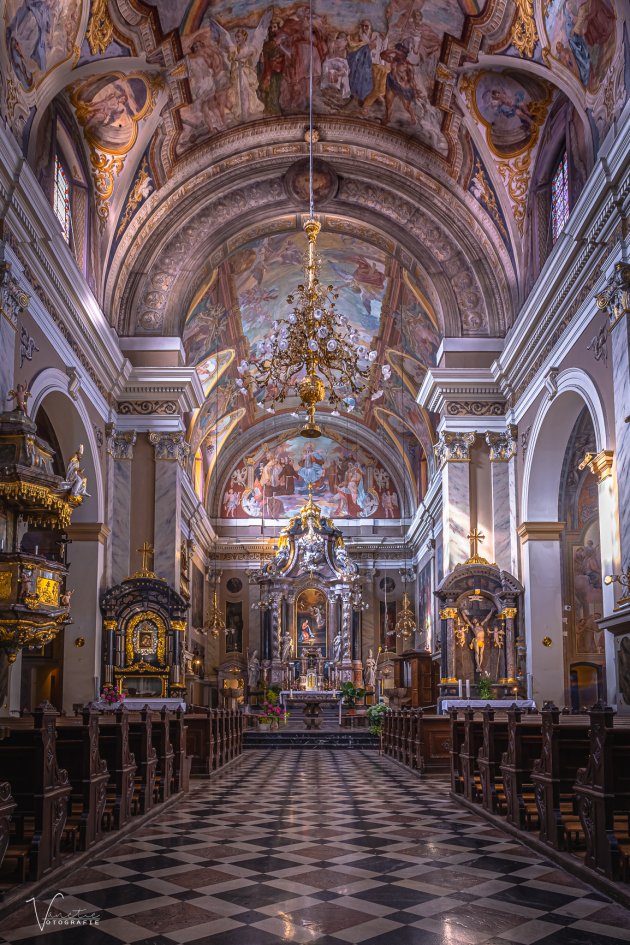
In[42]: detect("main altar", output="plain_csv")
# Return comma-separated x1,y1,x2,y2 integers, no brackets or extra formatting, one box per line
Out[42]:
248,488,364,696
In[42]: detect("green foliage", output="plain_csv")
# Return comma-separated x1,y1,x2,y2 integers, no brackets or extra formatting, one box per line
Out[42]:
476,676,494,700
265,685,281,705
339,681,366,707
367,702,389,736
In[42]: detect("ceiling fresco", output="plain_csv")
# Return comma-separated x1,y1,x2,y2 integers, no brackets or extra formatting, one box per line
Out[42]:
222,432,401,521
1,0,628,520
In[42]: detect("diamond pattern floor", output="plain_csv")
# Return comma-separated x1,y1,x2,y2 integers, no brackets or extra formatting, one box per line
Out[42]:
2,750,630,945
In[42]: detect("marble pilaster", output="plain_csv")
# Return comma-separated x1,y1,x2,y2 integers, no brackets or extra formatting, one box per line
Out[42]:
150,433,186,588
64,526,107,711
107,430,136,585
486,431,517,573
0,251,27,406
441,461,471,573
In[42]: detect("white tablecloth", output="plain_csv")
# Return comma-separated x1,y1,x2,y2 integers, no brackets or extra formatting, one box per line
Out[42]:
279,690,340,706
440,699,536,714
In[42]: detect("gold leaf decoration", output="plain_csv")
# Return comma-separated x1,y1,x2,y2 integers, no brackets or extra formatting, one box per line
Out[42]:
512,0,538,59
497,153,531,233
86,0,114,56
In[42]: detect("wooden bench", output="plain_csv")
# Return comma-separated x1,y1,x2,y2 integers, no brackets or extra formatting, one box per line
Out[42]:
0,703,71,881
97,709,136,830
450,710,466,795
574,703,630,879
186,709,214,776
418,715,451,775
531,702,590,850
500,706,543,830
477,708,509,814
150,709,175,803
128,708,157,814
0,782,17,875
171,708,190,793
461,709,485,804
56,707,109,850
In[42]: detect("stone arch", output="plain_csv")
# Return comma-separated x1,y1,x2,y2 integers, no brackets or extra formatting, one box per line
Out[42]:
29,368,104,523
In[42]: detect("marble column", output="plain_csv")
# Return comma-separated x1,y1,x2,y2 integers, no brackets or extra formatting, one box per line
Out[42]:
439,605,459,684
0,249,27,406
269,592,284,684
597,264,630,569
106,430,136,585
149,432,189,588
435,432,475,573
485,430,518,573
500,606,517,684
64,523,109,712
519,522,566,706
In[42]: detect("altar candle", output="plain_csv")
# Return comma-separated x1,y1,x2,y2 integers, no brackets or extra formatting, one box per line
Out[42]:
465,679,470,698
35,545,39,556
458,680,462,697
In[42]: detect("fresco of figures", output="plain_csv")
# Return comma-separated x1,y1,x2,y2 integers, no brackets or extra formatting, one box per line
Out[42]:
4,0,82,91
472,72,552,157
177,0,465,154
543,0,617,94
69,73,153,153
231,230,387,354
183,276,230,365
223,434,399,520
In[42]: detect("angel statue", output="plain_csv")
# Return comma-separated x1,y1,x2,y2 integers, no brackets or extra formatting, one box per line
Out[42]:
7,382,30,415
461,609,494,672
210,11,272,122
63,445,90,497
364,648,377,689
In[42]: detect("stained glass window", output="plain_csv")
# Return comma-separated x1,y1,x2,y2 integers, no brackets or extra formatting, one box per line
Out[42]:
53,156,71,243
551,150,569,244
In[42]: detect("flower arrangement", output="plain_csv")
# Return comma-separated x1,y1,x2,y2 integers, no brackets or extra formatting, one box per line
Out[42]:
100,685,125,705
258,702,284,722
367,702,389,736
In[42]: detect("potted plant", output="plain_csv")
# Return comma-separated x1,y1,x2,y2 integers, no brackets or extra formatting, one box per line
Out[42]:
258,701,284,731
476,675,494,701
339,681,366,715
366,702,389,736
99,685,125,710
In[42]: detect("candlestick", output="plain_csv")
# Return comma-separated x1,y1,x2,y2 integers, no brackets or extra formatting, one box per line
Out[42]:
458,679,462,697
465,679,471,698
35,544,39,556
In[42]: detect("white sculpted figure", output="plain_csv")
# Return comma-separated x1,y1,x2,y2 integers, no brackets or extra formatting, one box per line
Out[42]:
64,444,90,497
462,610,493,672
364,648,377,689
248,650,261,689
333,631,343,664
281,631,293,663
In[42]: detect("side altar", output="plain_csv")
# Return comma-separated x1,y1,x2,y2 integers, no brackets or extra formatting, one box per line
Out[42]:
248,488,365,695
435,529,525,704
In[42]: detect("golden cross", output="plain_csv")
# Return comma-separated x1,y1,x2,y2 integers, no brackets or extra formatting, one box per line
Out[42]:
467,528,485,559
137,541,154,572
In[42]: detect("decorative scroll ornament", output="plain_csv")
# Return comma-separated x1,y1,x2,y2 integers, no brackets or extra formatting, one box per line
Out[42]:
511,0,539,59
496,153,531,234
469,161,508,243
86,0,115,55
604,567,630,606
447,401,504,417
118,401,178,416
485,430,517,462
596,262,630,330
434,431,476,466
0,258,29,329
91,152,124,229
116,158,154,239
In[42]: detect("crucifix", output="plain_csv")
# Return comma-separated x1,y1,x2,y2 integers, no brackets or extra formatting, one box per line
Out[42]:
138,541,154,572
467,528,485,560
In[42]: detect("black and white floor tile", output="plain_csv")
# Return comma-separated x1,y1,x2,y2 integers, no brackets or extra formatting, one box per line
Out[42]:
2,750,630,945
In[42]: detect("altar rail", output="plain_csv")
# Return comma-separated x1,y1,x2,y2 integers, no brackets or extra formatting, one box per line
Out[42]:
0,703,241,900
381,708,451,774
448,702,630,888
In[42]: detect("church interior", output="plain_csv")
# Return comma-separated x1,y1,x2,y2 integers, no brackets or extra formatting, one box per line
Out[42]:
1,0,630,942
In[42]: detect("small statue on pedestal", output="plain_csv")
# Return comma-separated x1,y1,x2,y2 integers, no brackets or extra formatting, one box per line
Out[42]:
364,648,376,689
333,631,342,664
281,631,293,663
7,382,30,415
248,649,261,689
63,445,90,497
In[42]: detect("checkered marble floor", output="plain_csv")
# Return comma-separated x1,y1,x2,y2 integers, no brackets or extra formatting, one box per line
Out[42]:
2,750,630,945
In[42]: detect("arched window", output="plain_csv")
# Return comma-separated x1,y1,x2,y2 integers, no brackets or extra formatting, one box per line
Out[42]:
551,150,570,244
53,155,71,243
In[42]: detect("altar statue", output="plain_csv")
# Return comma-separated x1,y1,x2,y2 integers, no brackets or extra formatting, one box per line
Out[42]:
7,381,30,415
364,648,377,689
63,444,90,497
248,650,261,689
462,610,493,671
281,631,293,663
333,631,342,664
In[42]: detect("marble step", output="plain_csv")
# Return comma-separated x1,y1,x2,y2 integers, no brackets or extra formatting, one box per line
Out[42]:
243,731,379,750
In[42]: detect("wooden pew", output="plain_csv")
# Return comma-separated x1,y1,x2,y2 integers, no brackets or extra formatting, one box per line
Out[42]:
418,715,451,775
151,709,175,803
450,710,466,795
186,709,214,776
477,708,509,814
382,708,393,757
461,709,484,803
171,708,190,793
128,708,157,814
0,782,16,874
500,706,543,830
98,709,136,830
56,707,109,850
408,710,422,770
531,702,590,850
0,703,71,880
574,703,630,879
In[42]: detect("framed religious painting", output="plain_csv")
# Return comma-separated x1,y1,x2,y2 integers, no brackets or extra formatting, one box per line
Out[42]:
295,588,327,658
225,601,244,654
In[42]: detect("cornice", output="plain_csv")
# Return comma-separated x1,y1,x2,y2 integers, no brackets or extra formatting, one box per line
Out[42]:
518,521,565,542
118,366,204,414
417,366,504,414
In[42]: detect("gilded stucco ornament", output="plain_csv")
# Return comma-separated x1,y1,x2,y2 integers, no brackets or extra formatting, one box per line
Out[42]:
511,0,539,59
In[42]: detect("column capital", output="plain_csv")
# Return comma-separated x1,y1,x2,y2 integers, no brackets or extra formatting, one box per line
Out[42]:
149,431,190,467
578,449,614,482
596,262,630,330
485,428,517,462
106,427,137,460
518,521,565,542
434,431,476,466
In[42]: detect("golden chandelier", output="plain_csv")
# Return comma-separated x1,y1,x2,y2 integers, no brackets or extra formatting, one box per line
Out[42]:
239,217,382,437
